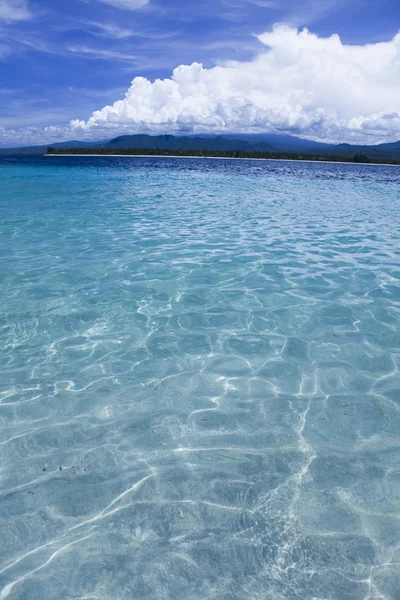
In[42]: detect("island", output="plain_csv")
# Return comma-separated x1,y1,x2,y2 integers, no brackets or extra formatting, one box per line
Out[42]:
46,147,400,165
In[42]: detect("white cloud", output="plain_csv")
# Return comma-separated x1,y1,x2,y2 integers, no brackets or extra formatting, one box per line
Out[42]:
0,0,31,21
68,45,139,61
2,25,400,147
70,25,400,144
95,0,149,10
85,21,134,39
79,21,178,41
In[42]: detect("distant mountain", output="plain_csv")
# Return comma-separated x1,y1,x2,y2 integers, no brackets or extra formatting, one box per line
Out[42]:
0,140,107,156
216,133,334,153
334,140,400,159
103,134,276,152
101,134,337,153
1,133,400,159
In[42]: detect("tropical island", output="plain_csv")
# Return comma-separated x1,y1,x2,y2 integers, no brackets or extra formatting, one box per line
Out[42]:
46,146,398,165
2,132,400,164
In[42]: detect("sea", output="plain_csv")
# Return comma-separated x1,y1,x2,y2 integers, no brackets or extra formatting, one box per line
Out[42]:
0,155,399,600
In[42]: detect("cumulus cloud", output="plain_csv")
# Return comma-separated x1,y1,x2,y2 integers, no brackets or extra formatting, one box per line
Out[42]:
71,25,400,144
95,0,149,10
0,0,31,21
2,25,400,146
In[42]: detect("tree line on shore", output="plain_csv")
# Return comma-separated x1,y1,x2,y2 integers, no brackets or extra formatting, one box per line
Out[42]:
46,147,400,165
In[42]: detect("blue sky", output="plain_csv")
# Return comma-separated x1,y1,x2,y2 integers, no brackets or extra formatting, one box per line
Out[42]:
1,0,400,146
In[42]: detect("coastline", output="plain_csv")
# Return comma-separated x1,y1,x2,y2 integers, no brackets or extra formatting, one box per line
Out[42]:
44,154,399,167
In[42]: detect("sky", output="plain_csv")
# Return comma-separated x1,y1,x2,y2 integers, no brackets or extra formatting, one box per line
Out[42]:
0,0,400,147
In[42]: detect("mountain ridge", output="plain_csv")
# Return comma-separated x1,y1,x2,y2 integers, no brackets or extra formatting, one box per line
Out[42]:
1,133,400,158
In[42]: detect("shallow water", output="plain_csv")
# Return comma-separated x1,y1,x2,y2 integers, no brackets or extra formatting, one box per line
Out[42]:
0,156,399,599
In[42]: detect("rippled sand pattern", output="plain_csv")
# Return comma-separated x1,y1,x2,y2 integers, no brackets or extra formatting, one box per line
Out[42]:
0,156,399,600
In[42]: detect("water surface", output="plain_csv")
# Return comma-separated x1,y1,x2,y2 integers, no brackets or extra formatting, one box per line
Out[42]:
0,156,399,599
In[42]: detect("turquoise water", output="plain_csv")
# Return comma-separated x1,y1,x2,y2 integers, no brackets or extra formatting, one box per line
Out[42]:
0,156,399,599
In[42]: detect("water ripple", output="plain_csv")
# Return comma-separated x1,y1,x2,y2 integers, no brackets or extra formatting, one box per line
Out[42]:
0,157,399,599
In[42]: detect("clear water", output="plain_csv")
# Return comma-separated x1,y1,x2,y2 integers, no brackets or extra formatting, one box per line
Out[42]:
0,156,399,600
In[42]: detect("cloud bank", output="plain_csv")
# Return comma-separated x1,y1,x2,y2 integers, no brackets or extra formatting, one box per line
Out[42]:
2,25,400,146
70,25,400,144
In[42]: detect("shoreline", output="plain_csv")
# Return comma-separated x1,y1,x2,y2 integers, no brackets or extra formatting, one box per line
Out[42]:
44,154,399,167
